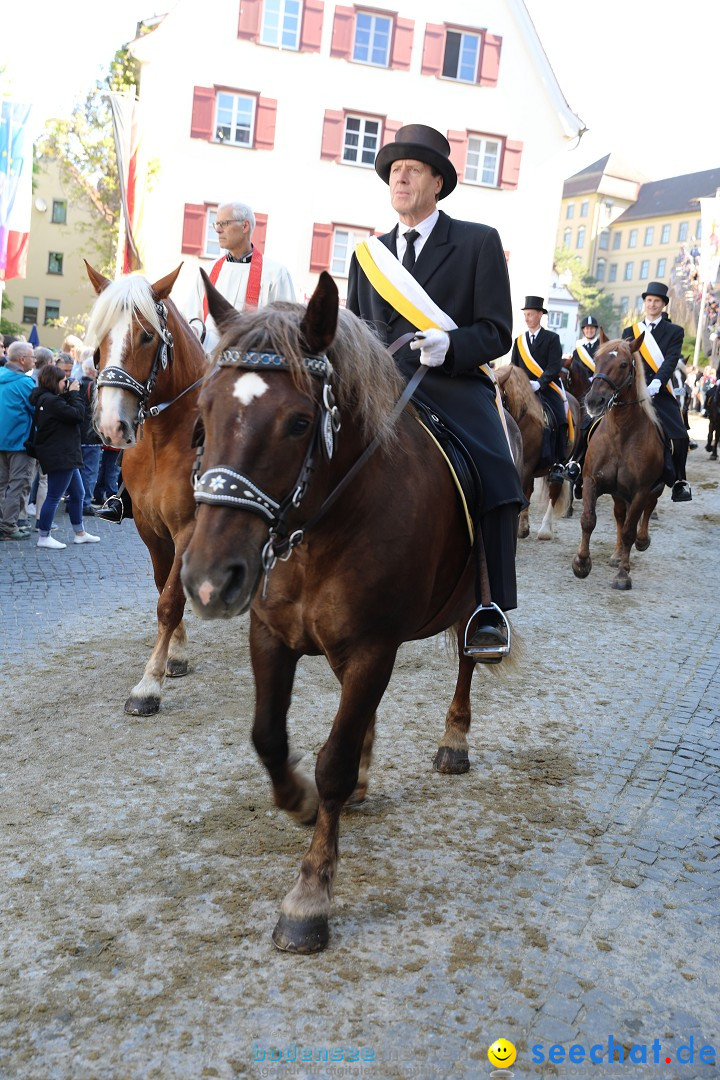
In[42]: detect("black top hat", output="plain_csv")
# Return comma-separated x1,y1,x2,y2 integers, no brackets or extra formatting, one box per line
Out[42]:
374,124,457,199
521,296,547,313
580,315,599,328
641,281,670,304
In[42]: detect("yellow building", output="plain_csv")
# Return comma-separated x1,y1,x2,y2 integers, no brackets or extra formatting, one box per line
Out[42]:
3,156,105,350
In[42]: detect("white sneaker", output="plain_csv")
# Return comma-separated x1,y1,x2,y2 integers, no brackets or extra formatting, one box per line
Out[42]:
37,535,67,549
27,503,36,516
73,531,101,544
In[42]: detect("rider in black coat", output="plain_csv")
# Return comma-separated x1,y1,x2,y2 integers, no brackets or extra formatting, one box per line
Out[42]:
510,296,566,482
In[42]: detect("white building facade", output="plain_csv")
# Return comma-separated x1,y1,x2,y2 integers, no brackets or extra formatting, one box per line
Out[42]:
130,0,583,349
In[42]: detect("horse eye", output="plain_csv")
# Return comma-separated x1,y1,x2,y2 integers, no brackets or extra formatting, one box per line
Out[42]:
140,329,154,345
288,415,311,437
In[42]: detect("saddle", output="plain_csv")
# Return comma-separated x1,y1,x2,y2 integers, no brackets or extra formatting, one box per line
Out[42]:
413,402,483,536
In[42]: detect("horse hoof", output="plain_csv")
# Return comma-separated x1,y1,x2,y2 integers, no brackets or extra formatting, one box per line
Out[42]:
712,454,718,461
346,785,367,806
272,913,329,953
612,577,632,591
517,523,530,539
124,695,161,716
572,558,591,579
537,529,552,541
608,556,620,567
635,536,650,552
165,658,189,677
433,746,470,774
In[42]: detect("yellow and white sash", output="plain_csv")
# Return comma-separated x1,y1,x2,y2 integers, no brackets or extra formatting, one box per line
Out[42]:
515,333,574,441
574,340,596,373
355,236,514,452
632,323,672,393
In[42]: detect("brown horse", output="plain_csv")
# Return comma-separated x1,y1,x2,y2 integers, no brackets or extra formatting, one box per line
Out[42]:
180,271,521,953
493,363,580,540
705,387,719,460
572,334,665,590
85,263,208,714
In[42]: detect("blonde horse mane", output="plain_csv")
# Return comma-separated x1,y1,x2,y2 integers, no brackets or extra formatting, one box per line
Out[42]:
85,275,164,350
215,302,406,445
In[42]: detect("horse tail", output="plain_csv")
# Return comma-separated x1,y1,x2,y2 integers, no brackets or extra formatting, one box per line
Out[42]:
537,475,572,519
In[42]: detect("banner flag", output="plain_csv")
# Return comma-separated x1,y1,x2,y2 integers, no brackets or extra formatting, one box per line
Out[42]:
108,90,146,273
0,100,34,282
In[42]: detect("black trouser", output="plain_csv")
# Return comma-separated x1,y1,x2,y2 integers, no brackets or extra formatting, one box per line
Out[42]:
479,503,519,612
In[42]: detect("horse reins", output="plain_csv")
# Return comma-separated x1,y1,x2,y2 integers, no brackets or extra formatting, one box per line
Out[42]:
591,353,645,410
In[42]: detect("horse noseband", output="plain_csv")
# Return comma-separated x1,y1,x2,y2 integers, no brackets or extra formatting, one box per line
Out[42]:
96,301,175,428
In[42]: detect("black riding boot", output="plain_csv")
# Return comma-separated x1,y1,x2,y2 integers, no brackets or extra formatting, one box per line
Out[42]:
670,440,692,502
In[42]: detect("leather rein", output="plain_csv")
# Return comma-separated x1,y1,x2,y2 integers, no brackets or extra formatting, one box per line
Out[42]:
591,352,644,410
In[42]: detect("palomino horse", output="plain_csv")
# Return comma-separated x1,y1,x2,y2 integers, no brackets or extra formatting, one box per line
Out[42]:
493,364,580,540
572,334,665,590
85,263,208,714
181,271,520,953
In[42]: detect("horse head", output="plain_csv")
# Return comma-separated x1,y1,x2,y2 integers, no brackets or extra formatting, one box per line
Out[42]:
585,334,644,418
85,262,184,447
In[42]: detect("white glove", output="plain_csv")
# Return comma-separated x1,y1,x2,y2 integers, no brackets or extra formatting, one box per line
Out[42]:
529,379,541,391
647,378,661,398
410,328,450,368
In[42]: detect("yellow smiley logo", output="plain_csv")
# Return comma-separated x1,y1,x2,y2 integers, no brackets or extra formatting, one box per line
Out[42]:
488,1038,517,1068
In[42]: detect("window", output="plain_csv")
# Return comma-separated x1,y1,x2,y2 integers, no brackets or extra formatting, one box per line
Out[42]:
563,228,572,248
678,221,688,242
260,0,301,49
353,11,392,66
612,231,622,250
696,219,702,240
329,226,371,277
442,29,480,81
608,263,618,282
661,224,670,244
624,262,634,281
628,229,638,248
656,257,666,277
596,258,606,281
599,230,609,250
215,92,255,145
48,252,63,275
548,311,568,330
22,297,39,324
566,204,575,220
640,259,650,279
51,200,67,224
44,300,61,325
465,135,500,187
576,226,585,249
342,115,380,166
181,204,269,258
620,297,629,315
644,226,654,246
191,87,277,150
580,200,589,218
204,208,221,258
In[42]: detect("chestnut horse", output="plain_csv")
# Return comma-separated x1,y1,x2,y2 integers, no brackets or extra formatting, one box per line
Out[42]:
572,334,665,590
85,263,207,714
180,271,521,953
493,364,580,540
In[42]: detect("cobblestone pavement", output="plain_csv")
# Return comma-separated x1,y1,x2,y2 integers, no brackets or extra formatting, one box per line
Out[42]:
1,418,719,1079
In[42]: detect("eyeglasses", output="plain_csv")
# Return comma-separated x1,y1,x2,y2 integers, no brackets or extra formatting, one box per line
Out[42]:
213,218,245,232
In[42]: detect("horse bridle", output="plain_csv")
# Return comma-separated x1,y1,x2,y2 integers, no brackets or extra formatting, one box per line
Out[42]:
590,351,637,409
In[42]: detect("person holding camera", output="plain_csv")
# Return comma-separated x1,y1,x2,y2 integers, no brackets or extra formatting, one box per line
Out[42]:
28,365,101,550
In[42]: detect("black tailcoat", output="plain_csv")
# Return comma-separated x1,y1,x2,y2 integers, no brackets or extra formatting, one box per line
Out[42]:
347,210,523,514
510,327,565,429
622,315,686,440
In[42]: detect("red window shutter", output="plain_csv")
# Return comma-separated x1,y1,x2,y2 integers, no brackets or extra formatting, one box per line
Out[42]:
499,139,523,190
310,224,333,272
391,17,414,70
237,0,261,40
381,118,403,146
320,110,344,161
447,130,468,184
255,98,277,150
421,24,445,75
190,87,215,140
181,204,206,255
479,33,502,87
300,0,324,52
253,213,268,252
331,6,355,59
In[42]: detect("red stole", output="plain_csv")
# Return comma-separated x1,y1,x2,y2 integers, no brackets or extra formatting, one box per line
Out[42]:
202,248,264,321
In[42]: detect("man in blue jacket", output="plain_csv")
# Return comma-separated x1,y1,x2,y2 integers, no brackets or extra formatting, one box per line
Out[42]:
0,341,35,539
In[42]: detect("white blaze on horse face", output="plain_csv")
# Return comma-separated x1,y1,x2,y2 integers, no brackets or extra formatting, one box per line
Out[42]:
233,372,269,408
96,311,135,444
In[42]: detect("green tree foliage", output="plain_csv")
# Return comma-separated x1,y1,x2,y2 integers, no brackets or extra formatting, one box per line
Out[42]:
554,248,622,337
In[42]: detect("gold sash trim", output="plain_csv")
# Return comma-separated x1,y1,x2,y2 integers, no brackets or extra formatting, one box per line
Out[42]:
516,334,574,442
632,323,672,392
574,342,596,373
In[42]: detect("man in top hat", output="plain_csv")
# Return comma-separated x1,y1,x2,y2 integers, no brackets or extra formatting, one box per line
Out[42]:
510,296,566,482
347,123,523,644
622,281,691,501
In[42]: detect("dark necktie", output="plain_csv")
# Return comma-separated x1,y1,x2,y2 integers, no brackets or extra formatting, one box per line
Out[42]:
402,229,419,270
529,333,535,345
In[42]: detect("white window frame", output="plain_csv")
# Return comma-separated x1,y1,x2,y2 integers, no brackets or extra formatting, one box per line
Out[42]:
657,257,666,277
204,208,221,258
260,0,302,49
678,221,688,242
342,115,381,167
612,231,622,250
563,228,572,248
353,11,392,67
624,262,634,281
215,92,256,146
620,297,629,315
566,204,575,220
442,29,481,82
464,135,501,187
44,299,61,325
644,226,654,245
331,227,371,278
608,263,618,282
596,258,606,281
660,224,671,244
576,226,585,250
22,297,39,324
599,230,609,250
580,200,589,218
639,259,650,279
628,229,638,249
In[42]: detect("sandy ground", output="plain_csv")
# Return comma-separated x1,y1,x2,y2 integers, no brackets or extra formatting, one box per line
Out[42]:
2,417,719,1079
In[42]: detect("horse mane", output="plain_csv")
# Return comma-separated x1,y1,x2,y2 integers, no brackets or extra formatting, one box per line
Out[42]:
85,275,163,349
215,302,406,444
601,338,663,431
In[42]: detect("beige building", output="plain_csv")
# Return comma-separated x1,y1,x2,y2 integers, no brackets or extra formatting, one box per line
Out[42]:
3,156,105,349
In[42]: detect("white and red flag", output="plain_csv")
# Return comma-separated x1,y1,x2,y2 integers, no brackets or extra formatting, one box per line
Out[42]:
108,90,146,273
0,100,34,281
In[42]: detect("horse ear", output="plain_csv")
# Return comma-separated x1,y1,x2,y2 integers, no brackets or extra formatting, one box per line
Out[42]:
85,260,111,295
600,327,608,344
200,268,238,331
300,271,338,353
152,264,183,300
630,331,645,353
